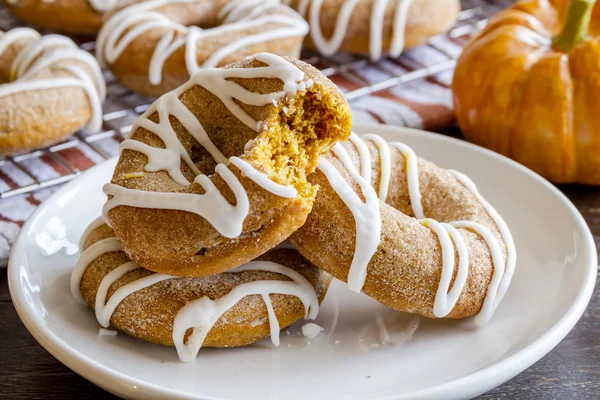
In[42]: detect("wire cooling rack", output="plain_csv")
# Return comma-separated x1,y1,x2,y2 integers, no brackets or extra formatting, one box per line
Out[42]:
0,0,512,199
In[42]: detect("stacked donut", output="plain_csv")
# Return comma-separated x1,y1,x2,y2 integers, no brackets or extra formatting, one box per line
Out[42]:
72,53,352,362
71,53,516,362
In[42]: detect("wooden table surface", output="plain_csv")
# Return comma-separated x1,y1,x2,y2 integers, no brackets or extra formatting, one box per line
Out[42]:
0,185,598,399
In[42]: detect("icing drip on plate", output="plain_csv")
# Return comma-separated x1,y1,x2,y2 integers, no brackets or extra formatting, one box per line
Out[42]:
96,0,309,86
72,220,320,362
0,28,105,132
283,0,414,60
322,133,516,325
103,53,305,234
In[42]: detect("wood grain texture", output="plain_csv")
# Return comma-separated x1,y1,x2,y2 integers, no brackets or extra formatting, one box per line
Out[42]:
0,186,598,399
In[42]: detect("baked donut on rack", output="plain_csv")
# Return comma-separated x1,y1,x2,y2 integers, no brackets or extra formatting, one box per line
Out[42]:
72,221,331,362
3,0,123,34
283,0,461,60
102,53,351,277
0,28,105,156
291,133,516,325
96,0,310,97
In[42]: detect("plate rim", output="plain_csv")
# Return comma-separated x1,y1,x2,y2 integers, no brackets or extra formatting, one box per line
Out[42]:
7,123,598,400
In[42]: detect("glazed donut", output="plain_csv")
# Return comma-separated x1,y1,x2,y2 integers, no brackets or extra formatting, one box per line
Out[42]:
282,0,461,60
0,28,105,156
102,54,351,277
3,0,124,34
72,221,331,362
96,0,309,97
290,133,516,325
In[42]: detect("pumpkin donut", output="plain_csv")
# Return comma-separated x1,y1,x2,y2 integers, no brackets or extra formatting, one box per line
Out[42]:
290,133,516,326
282,0,461,60
96,0,309,97
2,0,123,34
72,221,331,362
102,54,351,277
0,28,105,156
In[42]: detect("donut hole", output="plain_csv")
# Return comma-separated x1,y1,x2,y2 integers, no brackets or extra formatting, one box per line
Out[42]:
245,86,350,196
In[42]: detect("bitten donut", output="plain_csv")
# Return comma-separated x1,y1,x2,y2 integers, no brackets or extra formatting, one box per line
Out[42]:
283,0,461,59
102,54,351,277
291,133,516,325
3,0,123,34
0,28,105,156
96,0,310,97
72,221,332,362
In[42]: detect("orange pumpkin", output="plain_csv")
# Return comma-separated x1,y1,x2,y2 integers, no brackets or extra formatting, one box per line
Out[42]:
453,0,600,184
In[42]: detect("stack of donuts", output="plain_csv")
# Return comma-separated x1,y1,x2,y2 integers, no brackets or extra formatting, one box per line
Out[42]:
0,0,515,364
71,53,516,362
0,0,461,155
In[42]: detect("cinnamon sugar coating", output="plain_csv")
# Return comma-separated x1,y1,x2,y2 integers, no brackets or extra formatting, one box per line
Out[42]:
0,30,99,155
291,138,508,319
107,57,351,277
80,225,332,348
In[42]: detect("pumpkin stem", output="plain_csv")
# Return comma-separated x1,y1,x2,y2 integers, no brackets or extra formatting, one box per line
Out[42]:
554,0,596,52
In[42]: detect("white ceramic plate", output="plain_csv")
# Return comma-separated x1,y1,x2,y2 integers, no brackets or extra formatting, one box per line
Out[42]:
9,124,597,400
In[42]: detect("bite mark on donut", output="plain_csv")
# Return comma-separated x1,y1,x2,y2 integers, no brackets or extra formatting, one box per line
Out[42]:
243,81,351,199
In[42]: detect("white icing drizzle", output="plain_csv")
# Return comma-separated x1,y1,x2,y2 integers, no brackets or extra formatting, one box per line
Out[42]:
229,157,298,198
449,220,504,325
96,0,308,86
0,28,105,133
98,328,118,337
326,133,515,324
103,164,250,238
79,216,106,250
173,260,318,362
71,222,320,362
361,133,390,201
103,53,303,237
318,138,381,293
96,264,171,327
88,0,121,12
0,28,39,59
436,223,469,317
421,219,469,318
449,170,517,326
355,134,421,214
70,237,122,304
389,142,424,219
348,131,372,182
220,0,282,24
284,0,414,60
10,34,74,78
